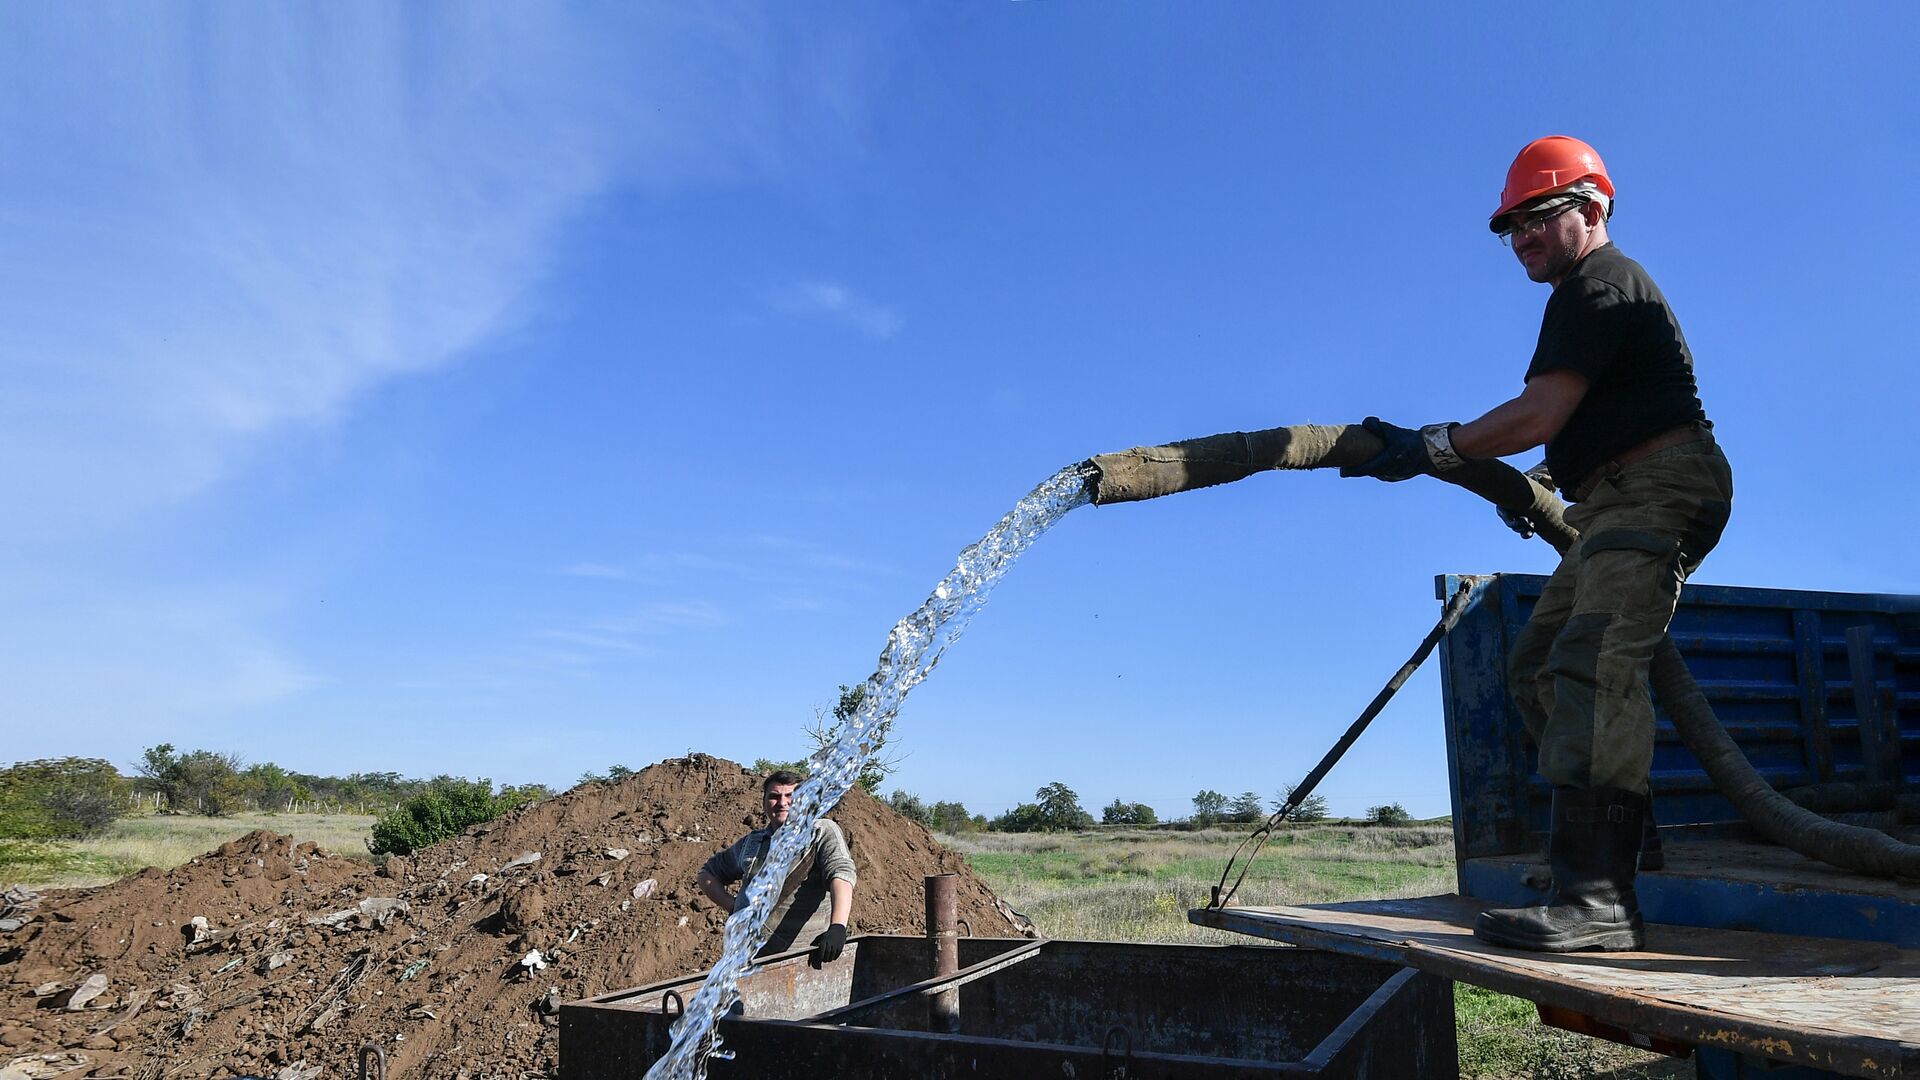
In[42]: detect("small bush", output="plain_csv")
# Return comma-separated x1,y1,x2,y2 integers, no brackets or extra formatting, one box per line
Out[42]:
368,779,539,856
1101,799,1158,826
1366,803,1412,826
0,758,129,839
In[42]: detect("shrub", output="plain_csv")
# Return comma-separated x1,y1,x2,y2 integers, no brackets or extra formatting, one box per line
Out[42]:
989,784,1095,833
988,802,1047,833
1227,791,1265,824
1101,799,1158,826
1190,789,1227,826
368,779,541,856
751,757,810,779
928,800,976,833
135,745,247,815
887,789,933,826
0,758,129,839
1274,784,1331,823
1366,803,1413,826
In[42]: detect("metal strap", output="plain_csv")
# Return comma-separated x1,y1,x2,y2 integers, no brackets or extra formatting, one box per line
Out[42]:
1212,579,1477,910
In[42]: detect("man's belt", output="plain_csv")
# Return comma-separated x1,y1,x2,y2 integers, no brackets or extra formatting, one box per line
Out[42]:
1569,423,1712,503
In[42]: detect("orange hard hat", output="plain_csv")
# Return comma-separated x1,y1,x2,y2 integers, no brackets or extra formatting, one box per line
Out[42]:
1490,135,1614,230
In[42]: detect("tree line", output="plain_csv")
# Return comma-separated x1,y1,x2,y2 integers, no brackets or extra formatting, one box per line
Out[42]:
875,782,1414,834
0,749,554,841
4,747,1418,847
131,744,553,817
737,684,1410,833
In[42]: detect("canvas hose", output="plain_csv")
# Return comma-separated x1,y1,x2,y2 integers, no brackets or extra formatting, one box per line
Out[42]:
1087,424,1920,880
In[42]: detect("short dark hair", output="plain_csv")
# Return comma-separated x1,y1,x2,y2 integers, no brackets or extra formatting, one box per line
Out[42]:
763,769,805,793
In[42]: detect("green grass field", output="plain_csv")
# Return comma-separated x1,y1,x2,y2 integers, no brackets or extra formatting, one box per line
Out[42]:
947,825,1455,942
2,813,1688,1078
0,811,376,889
943,825,1690,1080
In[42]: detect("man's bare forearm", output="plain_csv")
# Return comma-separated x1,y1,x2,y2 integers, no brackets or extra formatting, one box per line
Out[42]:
696,871,736,912
1452,369,1590,460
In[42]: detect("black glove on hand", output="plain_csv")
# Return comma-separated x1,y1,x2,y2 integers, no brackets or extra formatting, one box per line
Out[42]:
1339,417,1432,482
1496,505,1535,539
811,923,847,964
1495,462,1554,539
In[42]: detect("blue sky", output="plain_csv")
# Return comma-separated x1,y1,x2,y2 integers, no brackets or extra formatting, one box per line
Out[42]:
3,4,1916,821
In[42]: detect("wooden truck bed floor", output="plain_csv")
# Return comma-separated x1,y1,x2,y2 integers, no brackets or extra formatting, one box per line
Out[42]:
1191,894,1920,1079
1471,833,1917,896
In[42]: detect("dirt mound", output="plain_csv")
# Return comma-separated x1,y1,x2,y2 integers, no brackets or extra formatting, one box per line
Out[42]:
0,756,1027,1079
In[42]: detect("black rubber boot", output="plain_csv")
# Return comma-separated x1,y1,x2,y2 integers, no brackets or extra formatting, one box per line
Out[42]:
1639,791,1664,872
1474,786,1646,952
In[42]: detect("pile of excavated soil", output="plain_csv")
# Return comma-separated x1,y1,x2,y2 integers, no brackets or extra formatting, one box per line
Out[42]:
0,755,1029,1079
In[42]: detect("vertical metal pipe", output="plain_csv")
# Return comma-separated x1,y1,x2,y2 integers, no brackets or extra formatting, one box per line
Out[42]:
926,873,959,1033
1847,626,1888,783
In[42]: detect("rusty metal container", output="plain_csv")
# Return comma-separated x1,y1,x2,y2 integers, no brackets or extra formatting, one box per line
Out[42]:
562,935,1455,1079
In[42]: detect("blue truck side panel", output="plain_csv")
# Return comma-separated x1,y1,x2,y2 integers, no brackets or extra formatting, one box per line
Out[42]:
1437,573,1918,945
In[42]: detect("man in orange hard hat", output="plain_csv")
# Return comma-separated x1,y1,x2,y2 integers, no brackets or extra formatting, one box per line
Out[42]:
1342,136,1734,952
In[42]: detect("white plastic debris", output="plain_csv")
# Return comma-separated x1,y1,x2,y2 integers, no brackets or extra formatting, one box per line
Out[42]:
519,949,548,972
65,972,109,1011
604,848,630,861
1,1052,93,1079
306,897,409,930
501,851,541,872
631,879,657,900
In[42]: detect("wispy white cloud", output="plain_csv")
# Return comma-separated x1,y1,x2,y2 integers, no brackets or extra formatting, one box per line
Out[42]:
772,280,904,340
526,601,730,670
0,7,876,541
556,552,758,586
594,601,731,635
0,8,895,742
559,562,637,581
560,538,897,591
769,594,837,613
528,536,885,675
745,535,902,577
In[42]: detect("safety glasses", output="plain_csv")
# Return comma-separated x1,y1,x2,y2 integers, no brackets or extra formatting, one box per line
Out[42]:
1496,200,1584,247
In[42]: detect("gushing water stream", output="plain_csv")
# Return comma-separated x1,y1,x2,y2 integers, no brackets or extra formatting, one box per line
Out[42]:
643,462,1096,1079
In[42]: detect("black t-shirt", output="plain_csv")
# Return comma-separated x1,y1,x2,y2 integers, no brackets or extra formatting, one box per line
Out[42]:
1526,243,1708,492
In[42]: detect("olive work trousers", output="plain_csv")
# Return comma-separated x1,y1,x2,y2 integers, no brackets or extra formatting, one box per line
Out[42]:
1508,438,1734,794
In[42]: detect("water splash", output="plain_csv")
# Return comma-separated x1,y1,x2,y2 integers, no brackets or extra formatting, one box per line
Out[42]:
644,461,1096,1079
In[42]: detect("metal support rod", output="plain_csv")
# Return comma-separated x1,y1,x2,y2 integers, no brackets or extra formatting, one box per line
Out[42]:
926,873,960,1033
1211,578,1478,909
1846,626,1889,784
1882,686,1907,793
812,938,1044,1025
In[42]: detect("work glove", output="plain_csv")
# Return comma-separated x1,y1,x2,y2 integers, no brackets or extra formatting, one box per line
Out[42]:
1495,462,1555,539
1339,417,1464,482
811,923,848,964
1495,505,1535,539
